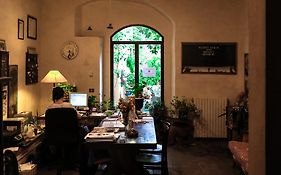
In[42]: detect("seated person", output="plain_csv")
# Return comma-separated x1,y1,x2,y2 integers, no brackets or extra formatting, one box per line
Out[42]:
47,86,81,119
43,87,89,172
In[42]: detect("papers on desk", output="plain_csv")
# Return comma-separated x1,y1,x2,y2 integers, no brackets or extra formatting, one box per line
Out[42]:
133,117,154,123
84,132,120,141
101,120,125,130
88,112,107,117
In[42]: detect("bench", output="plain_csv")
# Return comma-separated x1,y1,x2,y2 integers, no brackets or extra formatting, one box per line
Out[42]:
228,141,248,175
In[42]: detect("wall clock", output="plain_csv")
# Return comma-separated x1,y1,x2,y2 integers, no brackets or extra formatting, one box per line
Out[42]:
61,41,79,60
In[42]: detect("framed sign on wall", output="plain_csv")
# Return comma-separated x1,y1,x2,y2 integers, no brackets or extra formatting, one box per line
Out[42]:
181,42,237,74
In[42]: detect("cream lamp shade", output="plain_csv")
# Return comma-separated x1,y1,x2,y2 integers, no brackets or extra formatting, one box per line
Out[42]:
41,70,67,86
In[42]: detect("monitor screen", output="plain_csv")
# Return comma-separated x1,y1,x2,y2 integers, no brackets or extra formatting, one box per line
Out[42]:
69,92,88,107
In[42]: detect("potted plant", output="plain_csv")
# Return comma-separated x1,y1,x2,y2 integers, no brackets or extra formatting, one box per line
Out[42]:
132,83,145,111
148,99,168,142
168,96,201,145
57,83,77,101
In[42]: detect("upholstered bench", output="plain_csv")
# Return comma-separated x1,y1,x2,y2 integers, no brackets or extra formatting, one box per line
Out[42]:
228,141,249,175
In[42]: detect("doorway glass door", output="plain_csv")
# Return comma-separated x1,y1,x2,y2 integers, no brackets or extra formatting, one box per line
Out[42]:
113,44,135,104
111,25,163,111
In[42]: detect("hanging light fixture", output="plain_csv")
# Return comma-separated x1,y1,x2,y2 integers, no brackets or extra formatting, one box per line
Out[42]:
106,0,113,29
106,23,113,29
88,26,93,30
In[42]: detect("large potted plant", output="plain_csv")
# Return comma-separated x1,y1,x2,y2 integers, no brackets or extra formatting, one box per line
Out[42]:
168,96,201,145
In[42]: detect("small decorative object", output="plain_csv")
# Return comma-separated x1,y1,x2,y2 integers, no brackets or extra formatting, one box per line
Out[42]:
61,41,79,60
117,97,134,126
27,15,37,40
126,127,138,138
18,19,24,40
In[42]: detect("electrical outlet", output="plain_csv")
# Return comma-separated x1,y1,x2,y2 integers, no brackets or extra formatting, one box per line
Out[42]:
89,88,95,93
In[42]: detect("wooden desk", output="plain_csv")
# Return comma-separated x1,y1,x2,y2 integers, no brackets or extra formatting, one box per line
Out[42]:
16,131,44,164
85,117,157,175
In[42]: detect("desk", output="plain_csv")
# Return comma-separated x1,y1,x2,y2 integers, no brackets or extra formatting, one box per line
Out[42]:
16,131,44,164
85,117,157,175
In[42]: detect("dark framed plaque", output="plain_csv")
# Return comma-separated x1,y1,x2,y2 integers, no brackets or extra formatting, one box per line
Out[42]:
26,52,38,85
182,42,237,74
0,51,9,78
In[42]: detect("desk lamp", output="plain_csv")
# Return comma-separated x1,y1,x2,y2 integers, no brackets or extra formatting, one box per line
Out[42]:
41,70,67,87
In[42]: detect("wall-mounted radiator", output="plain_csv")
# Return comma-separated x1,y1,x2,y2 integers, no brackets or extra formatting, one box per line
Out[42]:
193,98,228,138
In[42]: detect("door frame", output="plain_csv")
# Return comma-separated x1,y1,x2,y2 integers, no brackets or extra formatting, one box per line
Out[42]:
110,24,164,103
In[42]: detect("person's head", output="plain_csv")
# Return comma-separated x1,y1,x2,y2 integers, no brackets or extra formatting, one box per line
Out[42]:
52,87,65,102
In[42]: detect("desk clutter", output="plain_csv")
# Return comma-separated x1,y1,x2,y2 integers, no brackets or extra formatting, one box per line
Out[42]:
84,127,120,141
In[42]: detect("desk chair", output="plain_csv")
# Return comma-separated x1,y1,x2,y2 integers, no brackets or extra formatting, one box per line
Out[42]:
3,149,20,175
45,107,80,175
136,120,171,175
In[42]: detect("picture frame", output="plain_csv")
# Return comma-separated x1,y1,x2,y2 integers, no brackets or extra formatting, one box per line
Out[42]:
27,15,37,40
18,19,24,40
0,39,6,51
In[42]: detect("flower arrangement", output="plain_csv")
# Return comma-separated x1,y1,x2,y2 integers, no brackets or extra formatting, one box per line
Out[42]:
117,97,135,125
117,97,134,113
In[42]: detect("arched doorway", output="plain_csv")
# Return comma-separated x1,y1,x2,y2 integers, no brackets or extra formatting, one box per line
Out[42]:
110,25,164,111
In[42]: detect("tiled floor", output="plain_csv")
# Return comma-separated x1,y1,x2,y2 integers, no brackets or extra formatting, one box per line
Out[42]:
37,140,241,175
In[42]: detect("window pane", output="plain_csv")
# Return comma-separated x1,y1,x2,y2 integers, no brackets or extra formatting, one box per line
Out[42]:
112,26,162,41
113,44,135,104
139,44,161,110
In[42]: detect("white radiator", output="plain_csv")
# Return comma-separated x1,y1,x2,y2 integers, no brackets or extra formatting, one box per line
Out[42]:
192,98,227,138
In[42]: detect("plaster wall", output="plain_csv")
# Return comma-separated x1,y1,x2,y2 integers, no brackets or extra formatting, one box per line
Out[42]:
38,0,247,115
248,0,265,174
0,0,40,117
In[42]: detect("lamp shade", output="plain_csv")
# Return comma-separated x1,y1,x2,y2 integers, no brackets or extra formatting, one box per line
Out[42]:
41,70,67,84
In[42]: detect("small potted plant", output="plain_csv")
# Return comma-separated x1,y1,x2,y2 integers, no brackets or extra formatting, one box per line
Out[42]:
148,99,168,142
132,83,145,111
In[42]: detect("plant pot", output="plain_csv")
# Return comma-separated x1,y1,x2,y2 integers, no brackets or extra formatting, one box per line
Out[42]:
168,118,195,145
135,98,144,111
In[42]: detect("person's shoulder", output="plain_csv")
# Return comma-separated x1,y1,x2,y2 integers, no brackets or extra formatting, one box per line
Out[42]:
61,102,74,108
47,102,75,109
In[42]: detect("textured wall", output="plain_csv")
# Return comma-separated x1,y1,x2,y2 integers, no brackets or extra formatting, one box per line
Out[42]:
0,0,41,117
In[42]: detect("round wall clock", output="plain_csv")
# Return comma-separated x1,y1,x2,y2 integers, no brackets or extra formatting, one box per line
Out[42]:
61,41,79,60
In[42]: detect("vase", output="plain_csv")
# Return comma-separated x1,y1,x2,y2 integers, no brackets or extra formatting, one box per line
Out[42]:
122,112,129,126
135,98,144,111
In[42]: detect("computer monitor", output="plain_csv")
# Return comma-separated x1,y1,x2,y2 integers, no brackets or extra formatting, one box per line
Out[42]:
69,92,88,107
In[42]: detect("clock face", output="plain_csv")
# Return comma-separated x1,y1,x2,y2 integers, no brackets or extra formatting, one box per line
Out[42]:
61,41,79,60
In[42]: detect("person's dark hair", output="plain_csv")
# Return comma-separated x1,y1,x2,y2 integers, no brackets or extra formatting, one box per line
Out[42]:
52,87,65,102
